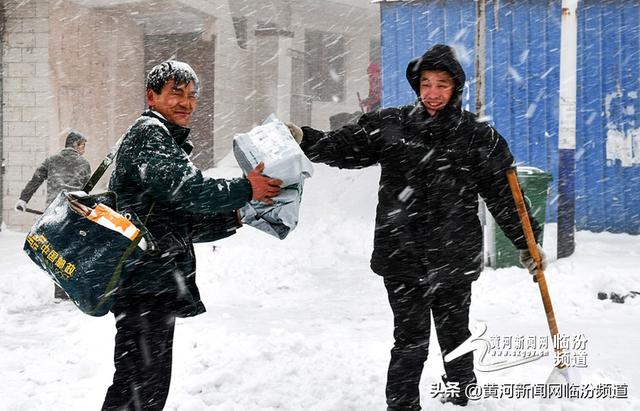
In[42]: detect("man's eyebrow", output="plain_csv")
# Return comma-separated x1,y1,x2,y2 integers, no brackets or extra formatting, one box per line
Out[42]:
420,78,452,83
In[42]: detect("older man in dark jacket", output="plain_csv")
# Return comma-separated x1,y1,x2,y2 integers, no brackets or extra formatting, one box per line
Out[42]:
102,60,281,411
288,44,547,409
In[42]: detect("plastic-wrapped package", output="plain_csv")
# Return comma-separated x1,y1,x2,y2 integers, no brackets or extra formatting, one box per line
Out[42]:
233,114,313,239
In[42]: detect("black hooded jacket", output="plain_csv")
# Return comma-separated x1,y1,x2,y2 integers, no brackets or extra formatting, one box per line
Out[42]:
300,45,541,285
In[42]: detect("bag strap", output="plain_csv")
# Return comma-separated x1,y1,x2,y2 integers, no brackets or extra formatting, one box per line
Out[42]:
89,231,143,316
89,201,158,315
82,135,125,193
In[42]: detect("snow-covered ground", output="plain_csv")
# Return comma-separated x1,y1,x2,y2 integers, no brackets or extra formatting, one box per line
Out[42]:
1,163,639,411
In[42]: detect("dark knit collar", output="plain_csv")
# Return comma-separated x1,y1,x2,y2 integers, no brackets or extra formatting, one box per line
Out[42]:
401,101,464,144
142,109,191,147
407,100,462,124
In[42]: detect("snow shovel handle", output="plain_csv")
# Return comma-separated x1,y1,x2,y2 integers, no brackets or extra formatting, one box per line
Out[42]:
24,207,44,215
506,169,561,341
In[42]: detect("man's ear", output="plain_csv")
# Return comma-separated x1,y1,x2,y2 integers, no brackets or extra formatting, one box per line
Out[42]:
146,89,155,109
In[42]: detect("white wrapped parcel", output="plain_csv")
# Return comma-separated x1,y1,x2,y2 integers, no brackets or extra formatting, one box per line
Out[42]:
233,114,314,239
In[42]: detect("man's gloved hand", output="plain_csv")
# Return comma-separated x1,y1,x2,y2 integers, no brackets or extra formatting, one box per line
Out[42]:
246,162,283,205
519,244,548,275
286,122,303,144
15,199,27,212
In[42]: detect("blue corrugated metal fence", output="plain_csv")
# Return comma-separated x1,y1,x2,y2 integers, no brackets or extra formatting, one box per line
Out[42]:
576,0,640,234
380,0,640,234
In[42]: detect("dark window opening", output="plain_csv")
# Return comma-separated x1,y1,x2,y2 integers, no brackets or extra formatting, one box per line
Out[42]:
232,16,248,49
304,30,346,102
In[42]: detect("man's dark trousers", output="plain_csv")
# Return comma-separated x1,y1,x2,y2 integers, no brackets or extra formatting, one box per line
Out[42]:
102,295,176,411
384,278,476,410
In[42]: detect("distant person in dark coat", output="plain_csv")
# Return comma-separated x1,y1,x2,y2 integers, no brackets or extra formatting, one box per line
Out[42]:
287,44,547,409
102,60,281,411
16,130,91,299
16,131,90,208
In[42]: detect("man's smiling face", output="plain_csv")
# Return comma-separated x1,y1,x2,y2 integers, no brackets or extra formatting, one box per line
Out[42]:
146,79,198,127
419,70,455,116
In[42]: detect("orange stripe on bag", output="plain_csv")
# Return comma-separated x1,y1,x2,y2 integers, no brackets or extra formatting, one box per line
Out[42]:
87,204,140,241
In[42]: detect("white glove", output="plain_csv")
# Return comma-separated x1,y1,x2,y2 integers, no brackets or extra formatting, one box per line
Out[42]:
519,244,548,275
286,122,304,144
15,199,27,212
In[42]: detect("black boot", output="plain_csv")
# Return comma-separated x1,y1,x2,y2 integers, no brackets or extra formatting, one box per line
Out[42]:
54,284,69,300
439,394,468,407
438,374,476,407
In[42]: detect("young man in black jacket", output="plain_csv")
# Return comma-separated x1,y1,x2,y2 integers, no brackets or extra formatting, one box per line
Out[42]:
102,60,282,410
288,44,547,409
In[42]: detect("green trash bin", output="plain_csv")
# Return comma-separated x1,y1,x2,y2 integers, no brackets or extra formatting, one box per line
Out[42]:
494,166,552,268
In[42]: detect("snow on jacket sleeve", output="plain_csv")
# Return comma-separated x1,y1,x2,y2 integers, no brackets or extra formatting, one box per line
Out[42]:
189,212,241,243
471,122,542,249
19,159,49,202
133,123,251,214
299,111,385,169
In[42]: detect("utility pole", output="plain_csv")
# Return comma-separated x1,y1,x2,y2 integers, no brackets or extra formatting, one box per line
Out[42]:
476,0,496,267
557,0,578,258
475,0,486,119
0,3,5,230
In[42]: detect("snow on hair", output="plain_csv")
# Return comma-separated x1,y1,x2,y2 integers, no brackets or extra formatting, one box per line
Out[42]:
146,60,200,94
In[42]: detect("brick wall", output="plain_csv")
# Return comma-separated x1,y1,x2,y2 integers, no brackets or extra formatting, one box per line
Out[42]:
2,0,51,231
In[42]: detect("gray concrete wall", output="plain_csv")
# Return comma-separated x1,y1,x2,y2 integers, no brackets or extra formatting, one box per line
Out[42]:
292,0,378,131
1,0,379,231
49,0,145,189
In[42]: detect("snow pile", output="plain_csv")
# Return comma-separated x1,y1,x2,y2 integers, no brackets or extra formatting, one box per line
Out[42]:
1,161,639,410
0,233,52,316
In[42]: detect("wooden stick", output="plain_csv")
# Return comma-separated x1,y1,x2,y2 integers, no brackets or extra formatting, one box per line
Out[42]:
506,169,563,359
